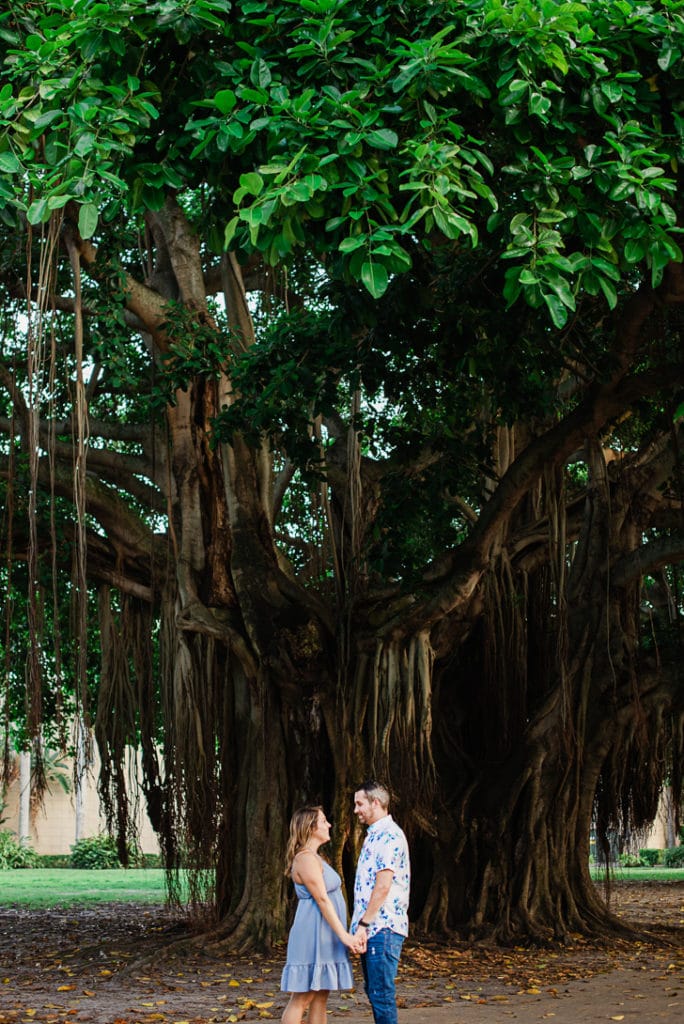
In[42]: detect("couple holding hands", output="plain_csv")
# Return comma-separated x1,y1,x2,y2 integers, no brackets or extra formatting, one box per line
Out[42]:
280,781,410,1024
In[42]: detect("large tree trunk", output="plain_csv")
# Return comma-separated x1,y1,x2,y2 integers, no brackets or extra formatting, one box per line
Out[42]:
417,435,683,942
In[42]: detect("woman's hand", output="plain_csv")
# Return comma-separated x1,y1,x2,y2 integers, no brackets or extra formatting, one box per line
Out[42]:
346,930,367,954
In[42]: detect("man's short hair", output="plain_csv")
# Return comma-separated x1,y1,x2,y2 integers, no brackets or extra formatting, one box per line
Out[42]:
357,780,390,809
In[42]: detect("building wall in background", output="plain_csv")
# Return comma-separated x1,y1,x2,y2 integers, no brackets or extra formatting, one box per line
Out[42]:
2,746,160,856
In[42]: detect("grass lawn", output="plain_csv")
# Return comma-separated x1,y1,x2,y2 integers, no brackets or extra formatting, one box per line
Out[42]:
2,866,682,910
0,868,170,907
591,866,684,882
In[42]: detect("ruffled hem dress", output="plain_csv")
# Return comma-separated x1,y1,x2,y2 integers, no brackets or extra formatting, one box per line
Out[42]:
280,859,354,993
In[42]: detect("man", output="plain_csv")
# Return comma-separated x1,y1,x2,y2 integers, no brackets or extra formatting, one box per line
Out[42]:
351,780,410,1024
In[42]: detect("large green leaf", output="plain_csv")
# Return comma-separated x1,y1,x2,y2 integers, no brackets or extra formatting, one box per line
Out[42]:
78,203,99,239
360,261,389,298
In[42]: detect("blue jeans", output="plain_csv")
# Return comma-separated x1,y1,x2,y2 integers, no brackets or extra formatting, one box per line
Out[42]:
360,929,404,1024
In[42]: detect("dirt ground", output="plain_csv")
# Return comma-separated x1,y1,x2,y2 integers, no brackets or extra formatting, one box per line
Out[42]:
0,882,681,1024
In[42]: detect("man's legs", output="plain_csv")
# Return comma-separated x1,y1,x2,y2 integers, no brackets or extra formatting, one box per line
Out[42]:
360,929,404,1024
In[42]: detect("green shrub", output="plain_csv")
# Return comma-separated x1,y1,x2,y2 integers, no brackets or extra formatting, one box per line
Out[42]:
663,845,684,868
639,848,662,866
0,830,40,869
619,852,644,867
69,833,147,868
37,854,71,868
70,834,122,869
141,852,162,868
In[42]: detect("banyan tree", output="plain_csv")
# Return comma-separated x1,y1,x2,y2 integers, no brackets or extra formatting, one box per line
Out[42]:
1,0,683,947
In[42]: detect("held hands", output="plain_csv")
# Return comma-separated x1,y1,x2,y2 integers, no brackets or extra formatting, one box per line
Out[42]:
345,929,367,955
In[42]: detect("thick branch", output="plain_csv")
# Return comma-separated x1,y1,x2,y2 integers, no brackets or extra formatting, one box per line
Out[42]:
471,364,682,557
41,455,160,562
0,416,153,445
611,535,684,588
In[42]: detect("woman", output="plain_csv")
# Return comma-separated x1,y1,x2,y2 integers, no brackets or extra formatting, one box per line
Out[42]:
281,806,363,1024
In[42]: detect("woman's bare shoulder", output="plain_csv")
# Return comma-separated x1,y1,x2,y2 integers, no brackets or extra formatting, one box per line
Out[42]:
291,849,324,883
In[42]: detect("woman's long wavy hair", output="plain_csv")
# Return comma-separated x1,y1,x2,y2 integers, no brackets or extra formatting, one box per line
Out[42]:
284,805,323,875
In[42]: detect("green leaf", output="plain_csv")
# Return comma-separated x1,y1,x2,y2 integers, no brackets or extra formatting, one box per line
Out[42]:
239,172,264,196
367,128,398,151
0,152,21,174
657,42,679,71
223,216,239,248
529,93,551,118
547,276,576,311
435,207,477,244
339,235,366,253
544,44,569,74
74,132,96,157
47,194,75,210
518,269,538,285
240,86,269,104
26,199,50,225
250,58,272,89
624,239,646,264
598,276,617,309
33,108,64,131
542,291,568,329
360,261,389,298
214,89,237,114
78,203,99,240
591,256,620,280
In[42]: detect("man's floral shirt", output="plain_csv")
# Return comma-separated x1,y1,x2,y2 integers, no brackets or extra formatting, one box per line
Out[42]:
352,814,410,937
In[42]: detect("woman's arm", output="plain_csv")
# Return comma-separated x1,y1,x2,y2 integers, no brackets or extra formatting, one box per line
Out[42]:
293,853,362,951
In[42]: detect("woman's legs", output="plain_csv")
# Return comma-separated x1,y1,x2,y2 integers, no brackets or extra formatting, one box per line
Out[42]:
281,992,313,1024
307,990,330,1024
281,990,330,1024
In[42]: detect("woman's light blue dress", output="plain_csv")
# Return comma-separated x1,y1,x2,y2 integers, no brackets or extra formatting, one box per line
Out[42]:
280,860,354,992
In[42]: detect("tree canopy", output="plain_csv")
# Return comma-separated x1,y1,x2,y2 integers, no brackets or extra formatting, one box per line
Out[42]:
1,0,683,948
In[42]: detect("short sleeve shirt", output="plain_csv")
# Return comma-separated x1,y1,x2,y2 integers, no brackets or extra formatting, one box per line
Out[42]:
352,814,410,938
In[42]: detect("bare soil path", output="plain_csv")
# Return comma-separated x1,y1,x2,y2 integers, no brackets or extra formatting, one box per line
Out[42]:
0,881,681,1024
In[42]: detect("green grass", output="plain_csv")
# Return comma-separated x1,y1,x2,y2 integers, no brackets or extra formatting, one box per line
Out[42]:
0,868,170,908
590,866,684,882
2,866,682,910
